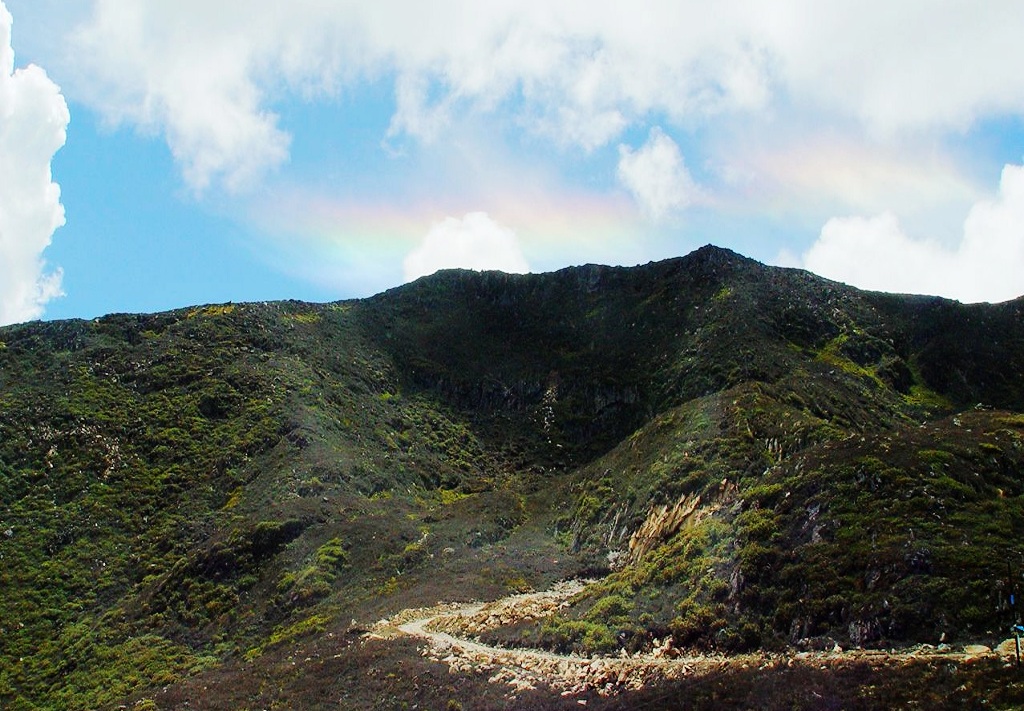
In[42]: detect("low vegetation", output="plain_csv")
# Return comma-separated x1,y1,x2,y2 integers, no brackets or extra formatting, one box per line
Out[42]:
2,246,1024,708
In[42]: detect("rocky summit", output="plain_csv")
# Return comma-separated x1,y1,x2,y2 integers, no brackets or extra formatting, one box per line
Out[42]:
3,245,1024,709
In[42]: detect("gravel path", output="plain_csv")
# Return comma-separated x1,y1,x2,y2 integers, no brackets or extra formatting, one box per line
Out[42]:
368,580,1018,698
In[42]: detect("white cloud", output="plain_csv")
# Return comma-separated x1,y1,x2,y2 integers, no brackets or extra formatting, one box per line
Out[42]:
0,0,68,325
802,163,1024,303
617,127,701,221
30,2,1024,199
59,2,776,191
759,1,1024,134
70,0,294,193
804,213,954,297
403,212,529,281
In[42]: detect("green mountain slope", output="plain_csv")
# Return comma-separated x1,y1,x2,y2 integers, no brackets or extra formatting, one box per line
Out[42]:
2,246,1023,709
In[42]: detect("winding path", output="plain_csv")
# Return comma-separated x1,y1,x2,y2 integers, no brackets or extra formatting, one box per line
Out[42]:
372,581,736,695
367,580,1013,697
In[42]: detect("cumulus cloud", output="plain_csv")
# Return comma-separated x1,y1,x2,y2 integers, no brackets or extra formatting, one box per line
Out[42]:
44,2,1024,198
0,1,68,325
617,127,701,221
61,2,776,191
403,212,530,281
802,163,1024,303
760,2,1024,133
70,0,294,193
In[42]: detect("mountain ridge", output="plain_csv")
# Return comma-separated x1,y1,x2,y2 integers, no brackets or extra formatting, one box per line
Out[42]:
2,245,1024,709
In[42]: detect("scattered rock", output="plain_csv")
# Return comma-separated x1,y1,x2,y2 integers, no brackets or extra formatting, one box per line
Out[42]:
996,639,1020,657
963,644,992,660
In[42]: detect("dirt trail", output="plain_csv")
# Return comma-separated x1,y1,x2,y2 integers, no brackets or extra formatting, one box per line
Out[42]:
367,580,1019,698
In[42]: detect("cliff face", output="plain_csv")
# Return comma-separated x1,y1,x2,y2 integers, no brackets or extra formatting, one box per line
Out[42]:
2,245,1024,708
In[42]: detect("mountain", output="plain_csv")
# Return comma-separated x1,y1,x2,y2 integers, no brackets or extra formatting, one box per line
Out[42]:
2,245,1024,709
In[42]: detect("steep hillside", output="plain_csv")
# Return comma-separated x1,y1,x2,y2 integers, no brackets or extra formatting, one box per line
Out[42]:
2,246,1024,709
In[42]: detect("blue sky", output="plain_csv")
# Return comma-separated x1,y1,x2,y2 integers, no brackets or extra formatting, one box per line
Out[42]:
1,1,1023,325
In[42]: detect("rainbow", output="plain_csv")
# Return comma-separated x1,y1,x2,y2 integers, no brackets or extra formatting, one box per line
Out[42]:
247,183,655,296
